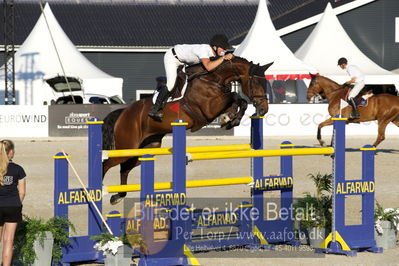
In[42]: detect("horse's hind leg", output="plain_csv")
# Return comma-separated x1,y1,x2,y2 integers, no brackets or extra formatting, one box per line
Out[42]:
373,117,397,147
110,135,165,205
372,118,392,147
103,157,129,180
390,113,399,128
110,157,139,205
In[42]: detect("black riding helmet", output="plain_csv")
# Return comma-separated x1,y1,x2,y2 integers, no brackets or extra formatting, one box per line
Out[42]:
337,57,348,65
210,34,231,50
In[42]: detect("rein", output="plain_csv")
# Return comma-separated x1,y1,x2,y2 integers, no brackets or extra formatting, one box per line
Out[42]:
310,84,343,102
198,77,231,93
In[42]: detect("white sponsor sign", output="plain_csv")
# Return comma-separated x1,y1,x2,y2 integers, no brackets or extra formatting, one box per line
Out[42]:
235,104,399,137
0,106,48,137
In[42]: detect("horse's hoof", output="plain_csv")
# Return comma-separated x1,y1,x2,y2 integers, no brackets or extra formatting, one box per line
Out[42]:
225,124,233,130
319,140,325,147
110,194,124,205
231,119,240,127
219,113,231,124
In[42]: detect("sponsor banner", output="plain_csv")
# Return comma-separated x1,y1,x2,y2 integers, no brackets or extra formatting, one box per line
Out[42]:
0,106,48,137
49,104,232,137
235,104,399,136
49,104,128,137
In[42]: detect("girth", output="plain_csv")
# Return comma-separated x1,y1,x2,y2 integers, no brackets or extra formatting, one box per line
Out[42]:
180,99,210,131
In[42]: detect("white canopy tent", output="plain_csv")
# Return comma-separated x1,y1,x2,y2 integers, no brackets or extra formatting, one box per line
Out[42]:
295,3,399,89
0,3,123,105
234,0,318,80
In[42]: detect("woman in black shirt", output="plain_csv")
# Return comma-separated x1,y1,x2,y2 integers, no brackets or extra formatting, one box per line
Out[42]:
0,140,26,266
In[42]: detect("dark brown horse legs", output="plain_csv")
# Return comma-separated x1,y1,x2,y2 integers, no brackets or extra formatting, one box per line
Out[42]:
221,93,248,130
110,158,138,205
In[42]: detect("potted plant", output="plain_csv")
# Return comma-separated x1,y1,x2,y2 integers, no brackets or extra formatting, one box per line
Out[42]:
294,173,332,248
13,216,74,266
91,230,145,266
374,201,399,250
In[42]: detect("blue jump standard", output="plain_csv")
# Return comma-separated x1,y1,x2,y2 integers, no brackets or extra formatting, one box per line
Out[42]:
315,117,383,256
54,115,382,265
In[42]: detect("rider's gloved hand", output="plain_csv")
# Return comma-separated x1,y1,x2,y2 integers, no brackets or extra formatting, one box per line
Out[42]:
223,53,234,61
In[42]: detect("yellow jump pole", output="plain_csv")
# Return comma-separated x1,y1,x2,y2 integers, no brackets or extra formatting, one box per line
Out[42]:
103,144,251,159
188,147,334,161
106,176,253,193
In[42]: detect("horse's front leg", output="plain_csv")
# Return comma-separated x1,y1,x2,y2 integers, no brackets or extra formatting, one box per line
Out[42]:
221,93,248,130
317,118,334,147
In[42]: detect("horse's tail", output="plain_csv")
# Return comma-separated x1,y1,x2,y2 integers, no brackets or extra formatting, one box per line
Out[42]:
102,108,125,150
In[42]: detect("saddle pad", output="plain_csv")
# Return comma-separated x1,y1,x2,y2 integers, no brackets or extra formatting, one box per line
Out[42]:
152,77,188,104
344,90,370,107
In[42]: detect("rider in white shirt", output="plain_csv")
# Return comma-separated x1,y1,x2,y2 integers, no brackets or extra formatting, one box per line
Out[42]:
338,57,365,119
148,34,234,121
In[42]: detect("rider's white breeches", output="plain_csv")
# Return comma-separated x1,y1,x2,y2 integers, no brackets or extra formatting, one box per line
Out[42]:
164,49,184,91
348,81,365,99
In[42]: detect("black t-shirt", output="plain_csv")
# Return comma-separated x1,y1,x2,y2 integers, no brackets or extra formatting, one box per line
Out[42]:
0,161,26,207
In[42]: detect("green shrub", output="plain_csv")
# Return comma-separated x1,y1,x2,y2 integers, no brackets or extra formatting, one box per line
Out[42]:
13,216,74,265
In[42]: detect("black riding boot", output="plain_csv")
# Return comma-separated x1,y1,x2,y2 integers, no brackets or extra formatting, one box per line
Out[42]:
148,86,170,121
348,98,360,119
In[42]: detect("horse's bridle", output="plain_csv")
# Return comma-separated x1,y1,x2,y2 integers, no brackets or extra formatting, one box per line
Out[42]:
228,60,268,103
247,75,268,102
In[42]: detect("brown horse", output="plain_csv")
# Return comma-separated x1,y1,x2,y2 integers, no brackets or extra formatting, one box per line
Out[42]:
102,56,272,204
307,74,399,147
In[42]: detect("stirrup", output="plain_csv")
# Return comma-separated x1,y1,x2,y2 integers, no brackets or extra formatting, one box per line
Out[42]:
349,112,360,119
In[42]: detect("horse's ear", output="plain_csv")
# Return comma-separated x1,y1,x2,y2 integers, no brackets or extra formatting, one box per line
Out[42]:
310,73,317,80
254,62,273,76
262,62,274,72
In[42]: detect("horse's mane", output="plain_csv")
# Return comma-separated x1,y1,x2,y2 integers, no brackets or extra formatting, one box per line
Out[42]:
317,75,341,88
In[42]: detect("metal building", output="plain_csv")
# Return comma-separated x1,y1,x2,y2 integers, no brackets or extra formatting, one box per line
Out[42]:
1,0,398,102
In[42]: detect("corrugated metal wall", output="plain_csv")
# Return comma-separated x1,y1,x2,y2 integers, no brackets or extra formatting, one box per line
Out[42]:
2,0,398,103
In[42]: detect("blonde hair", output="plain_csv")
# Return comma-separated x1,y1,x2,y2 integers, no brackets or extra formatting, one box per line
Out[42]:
0,140,14,186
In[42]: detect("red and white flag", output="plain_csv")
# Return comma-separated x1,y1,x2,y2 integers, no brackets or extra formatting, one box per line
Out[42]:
170,102,180,118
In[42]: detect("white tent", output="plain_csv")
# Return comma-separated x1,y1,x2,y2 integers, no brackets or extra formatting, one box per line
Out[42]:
0,3,123,105
295,3,399,88
234,0,317,80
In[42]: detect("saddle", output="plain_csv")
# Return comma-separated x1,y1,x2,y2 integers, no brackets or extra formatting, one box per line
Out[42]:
169,62,225,99
343,84,373,107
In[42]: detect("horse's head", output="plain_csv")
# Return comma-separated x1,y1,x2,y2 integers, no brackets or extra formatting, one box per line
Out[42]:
307,74,341,103
307,73,320,102
228,57,273,116
307,73,325,103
